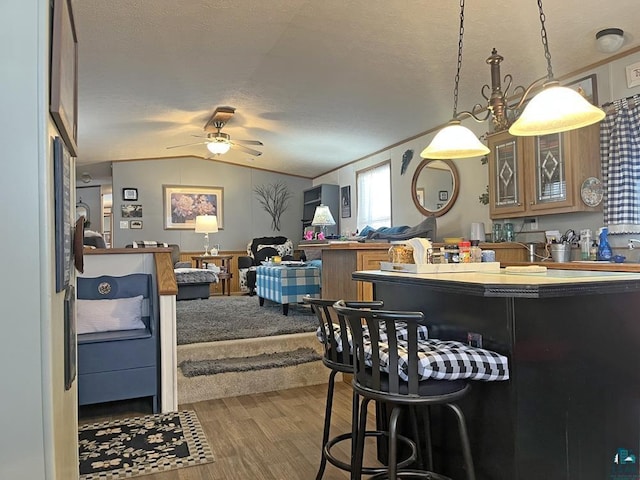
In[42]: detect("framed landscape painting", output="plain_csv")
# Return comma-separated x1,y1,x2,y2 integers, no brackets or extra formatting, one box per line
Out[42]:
163,185,224,229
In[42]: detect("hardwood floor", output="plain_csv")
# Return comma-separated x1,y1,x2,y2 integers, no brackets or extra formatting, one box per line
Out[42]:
79,382,385,480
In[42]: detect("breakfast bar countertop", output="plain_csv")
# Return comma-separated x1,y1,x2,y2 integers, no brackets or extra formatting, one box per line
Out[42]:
352,267,640,298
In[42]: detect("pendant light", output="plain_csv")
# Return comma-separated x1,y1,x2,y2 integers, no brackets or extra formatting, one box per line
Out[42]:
421,0,489,160
508,0,605,136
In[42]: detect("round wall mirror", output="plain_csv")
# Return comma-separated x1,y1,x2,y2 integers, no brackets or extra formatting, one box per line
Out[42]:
411,159,459,217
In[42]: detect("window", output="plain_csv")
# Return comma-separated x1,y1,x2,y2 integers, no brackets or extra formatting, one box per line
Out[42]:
356,161,391,231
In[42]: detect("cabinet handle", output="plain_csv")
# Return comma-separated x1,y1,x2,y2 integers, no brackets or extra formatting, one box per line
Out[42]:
529,201,534,205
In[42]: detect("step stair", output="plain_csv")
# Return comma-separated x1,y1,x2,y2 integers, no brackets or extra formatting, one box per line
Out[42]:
177,332,333,404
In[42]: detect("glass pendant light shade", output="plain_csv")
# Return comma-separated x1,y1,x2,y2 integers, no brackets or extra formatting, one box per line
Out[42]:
421,120,490,159
508,84,606,137
206,140,231,154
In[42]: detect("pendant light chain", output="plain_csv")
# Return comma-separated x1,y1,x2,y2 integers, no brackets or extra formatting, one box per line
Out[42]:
537,0,554,80
452,0,465,118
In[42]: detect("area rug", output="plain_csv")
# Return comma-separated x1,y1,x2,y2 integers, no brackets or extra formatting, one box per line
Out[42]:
78,410,214,480
180,347,322,377
176,295,317,344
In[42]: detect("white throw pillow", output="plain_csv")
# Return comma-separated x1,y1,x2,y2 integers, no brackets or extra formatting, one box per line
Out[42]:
77,295,145,334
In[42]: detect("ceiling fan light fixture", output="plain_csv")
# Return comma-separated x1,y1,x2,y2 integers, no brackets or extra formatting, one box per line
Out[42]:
421,120,490,159
206,139,231,155
508,81,606,136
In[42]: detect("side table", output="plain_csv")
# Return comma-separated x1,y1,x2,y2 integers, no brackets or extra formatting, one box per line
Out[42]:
191,255,233,296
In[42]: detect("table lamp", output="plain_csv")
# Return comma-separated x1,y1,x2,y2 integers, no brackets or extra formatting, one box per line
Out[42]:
195,215,218,255
311,204,336,238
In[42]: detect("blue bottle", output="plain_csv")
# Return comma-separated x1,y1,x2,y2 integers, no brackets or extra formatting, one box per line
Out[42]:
598,227,612,261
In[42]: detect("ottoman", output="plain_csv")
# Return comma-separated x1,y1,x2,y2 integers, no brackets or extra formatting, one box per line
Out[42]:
174,268,218,301
256,265,320,315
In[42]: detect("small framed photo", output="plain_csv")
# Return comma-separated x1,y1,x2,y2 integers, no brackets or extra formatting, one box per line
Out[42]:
437,203,444,209
121,204,142,218
122,188,138,201
438,190,449,201
625,62,640,88
130,220,143,229
566,74,598,105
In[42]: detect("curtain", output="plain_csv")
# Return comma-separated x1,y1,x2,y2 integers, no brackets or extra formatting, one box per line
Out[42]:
356,162,391,231
600,103,640,233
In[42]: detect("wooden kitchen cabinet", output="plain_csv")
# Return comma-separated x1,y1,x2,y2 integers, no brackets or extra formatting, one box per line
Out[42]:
488,123,601,219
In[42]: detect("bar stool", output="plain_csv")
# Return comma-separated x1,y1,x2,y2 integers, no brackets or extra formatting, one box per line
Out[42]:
304,297,418,480
334,301,476,480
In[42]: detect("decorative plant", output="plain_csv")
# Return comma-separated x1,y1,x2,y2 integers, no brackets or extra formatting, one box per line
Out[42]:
479,152,489,205
254,181,293,231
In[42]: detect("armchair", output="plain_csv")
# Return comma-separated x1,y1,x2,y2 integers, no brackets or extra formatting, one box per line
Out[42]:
238,236,294,295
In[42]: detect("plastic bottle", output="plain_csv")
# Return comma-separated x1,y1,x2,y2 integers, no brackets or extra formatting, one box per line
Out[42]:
581,230,591,260
470,240,482,263
597,227,612,261
459,241,471,263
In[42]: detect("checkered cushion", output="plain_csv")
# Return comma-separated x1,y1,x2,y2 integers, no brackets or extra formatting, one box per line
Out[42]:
256,265,320,305
318,323,508,382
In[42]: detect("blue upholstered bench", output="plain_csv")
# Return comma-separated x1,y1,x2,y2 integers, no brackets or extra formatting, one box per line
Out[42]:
256,265,320,315
76,274,160,412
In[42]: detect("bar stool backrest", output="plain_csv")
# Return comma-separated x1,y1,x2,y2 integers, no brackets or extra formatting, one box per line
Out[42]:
334,300,425,396
303,296,383,372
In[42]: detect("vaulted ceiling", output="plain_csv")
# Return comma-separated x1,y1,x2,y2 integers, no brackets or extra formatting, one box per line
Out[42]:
72,0,640,180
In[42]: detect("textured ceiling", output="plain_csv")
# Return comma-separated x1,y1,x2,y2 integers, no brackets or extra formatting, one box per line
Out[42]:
72,0,639,179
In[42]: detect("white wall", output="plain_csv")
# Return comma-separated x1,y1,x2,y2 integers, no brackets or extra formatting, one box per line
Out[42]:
316,49,640,247
1,0,78,479
111,159,313,250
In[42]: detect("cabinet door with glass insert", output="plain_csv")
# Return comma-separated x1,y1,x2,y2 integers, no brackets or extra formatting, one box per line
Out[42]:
489,131,526,218
528,132,573,212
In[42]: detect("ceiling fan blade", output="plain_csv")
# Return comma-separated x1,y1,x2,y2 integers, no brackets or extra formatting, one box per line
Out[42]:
230,142,262,156
233,139,263,146
166,140,208,149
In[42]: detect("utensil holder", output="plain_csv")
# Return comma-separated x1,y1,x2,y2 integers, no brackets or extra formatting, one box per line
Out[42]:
550,244,571,262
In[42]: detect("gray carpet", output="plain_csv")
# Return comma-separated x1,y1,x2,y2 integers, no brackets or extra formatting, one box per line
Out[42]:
180,347,322,377
176,295,317,345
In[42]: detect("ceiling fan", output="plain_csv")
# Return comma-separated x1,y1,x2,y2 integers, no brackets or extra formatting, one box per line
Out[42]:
166,106,263,156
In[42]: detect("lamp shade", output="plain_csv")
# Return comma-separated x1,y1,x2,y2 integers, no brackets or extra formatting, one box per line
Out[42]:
206,140,231,155
311,205,336,226
508,82,606,136
195,215,218,233
421,120,490,159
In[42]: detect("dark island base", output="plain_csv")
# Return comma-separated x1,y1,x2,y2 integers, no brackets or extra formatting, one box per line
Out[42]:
374,283,640,480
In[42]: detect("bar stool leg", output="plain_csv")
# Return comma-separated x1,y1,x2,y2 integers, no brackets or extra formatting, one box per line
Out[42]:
422,406,434,472
352,397,371,480
315,369,338,480
446,403,476,480
387,406,403,480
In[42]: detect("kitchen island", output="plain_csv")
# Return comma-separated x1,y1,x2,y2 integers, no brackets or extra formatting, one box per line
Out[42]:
352,268,640,480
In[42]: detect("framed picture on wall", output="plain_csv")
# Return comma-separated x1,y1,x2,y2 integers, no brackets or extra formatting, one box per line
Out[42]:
63,285,76,391
438,190,449,201
341,185,351,218
50,0,78,156
54,137,72,292
130,220,143,229
122,188,138,201
565,74,598,105
121,204,143,218
163,185,224,229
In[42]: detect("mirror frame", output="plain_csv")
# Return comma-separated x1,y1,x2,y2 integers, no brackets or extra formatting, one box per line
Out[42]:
76,201,90,225
410,159,459,217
